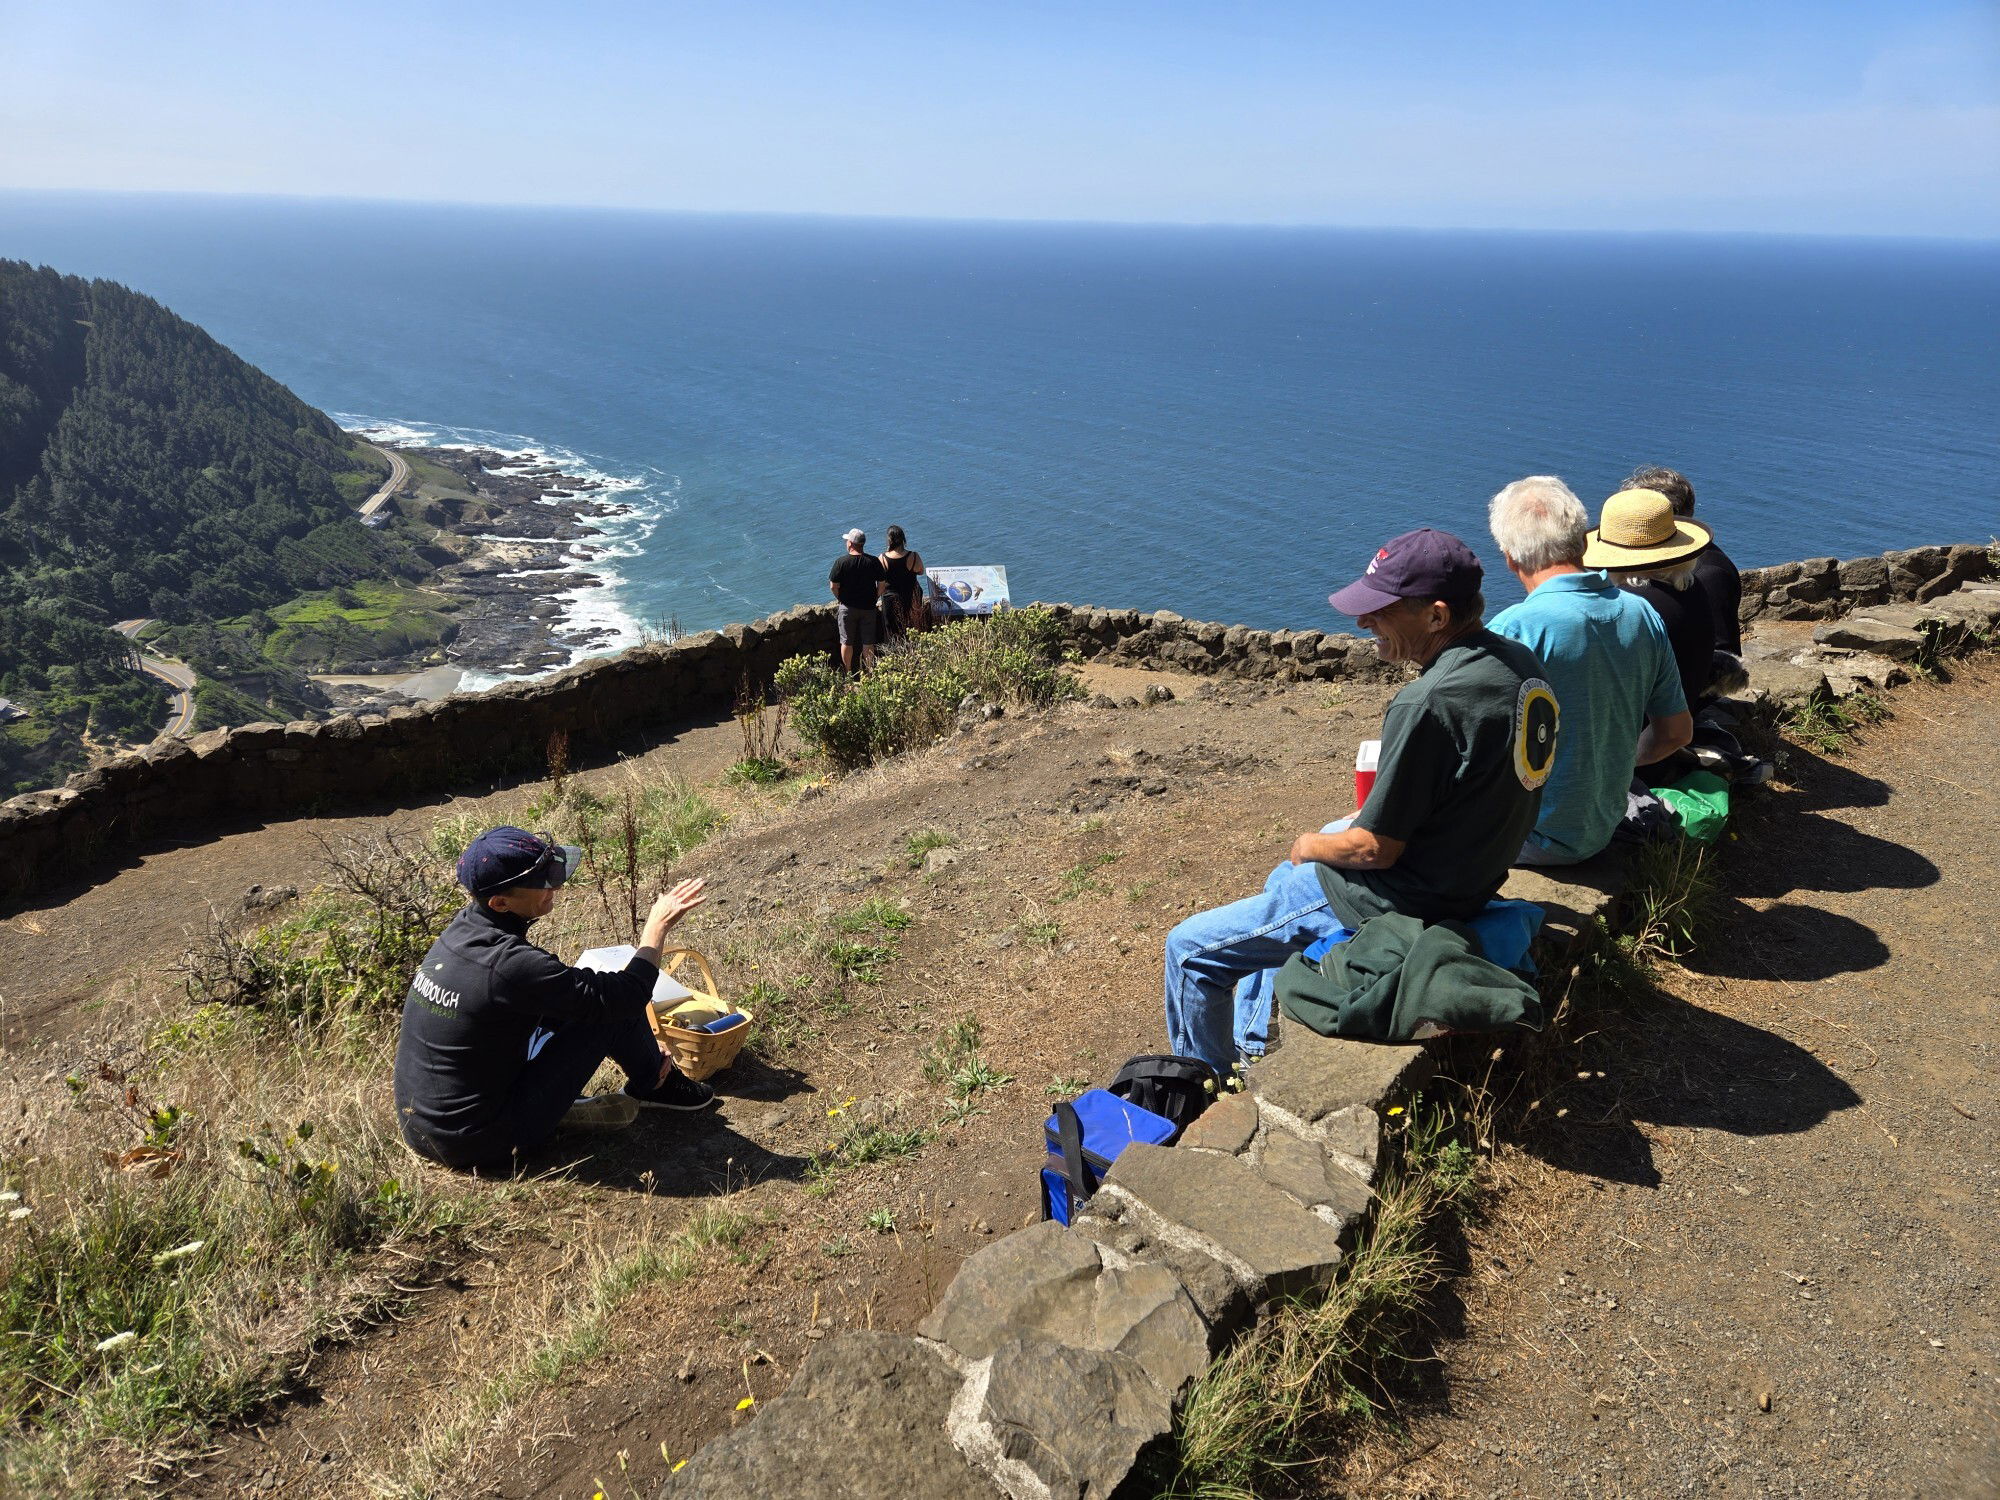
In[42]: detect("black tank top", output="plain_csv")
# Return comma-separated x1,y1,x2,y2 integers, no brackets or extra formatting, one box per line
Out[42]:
881,553,918,603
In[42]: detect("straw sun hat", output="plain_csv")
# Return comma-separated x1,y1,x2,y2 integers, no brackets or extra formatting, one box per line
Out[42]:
1582,488,1713,569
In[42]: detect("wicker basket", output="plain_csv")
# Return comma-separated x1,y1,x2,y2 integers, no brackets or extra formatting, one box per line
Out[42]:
646,947,753,1081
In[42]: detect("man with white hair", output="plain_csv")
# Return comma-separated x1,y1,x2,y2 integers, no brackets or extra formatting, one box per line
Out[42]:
1487,477,1693,865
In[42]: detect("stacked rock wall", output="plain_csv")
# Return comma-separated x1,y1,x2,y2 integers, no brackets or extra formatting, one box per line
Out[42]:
0,605,840,904
1737,541,1993,624
662,1033,1437,1499
4,539,1993,905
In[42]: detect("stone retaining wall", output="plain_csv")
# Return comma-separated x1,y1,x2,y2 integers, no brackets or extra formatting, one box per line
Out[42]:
1737,541,1993,625
661,1032,1438,1499
4,539,1992,906
0,605,842,904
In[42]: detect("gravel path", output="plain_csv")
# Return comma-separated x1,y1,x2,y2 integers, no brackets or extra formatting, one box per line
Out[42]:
1372,660,2000,1498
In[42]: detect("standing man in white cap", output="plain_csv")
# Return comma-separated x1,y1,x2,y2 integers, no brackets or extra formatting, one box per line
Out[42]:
829,527,887,673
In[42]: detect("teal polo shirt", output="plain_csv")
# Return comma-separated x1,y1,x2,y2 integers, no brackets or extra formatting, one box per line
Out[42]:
1489,571,1686,862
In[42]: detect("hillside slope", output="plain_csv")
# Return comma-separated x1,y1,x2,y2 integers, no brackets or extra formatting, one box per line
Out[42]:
0,260,420,792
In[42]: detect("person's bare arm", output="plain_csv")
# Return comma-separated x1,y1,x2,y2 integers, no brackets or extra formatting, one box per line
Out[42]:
909,550,924,576
1636,710,1694,767
1287,826,1405,871
635,878,708,966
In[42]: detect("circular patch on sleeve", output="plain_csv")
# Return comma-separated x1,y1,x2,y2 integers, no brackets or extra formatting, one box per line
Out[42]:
1514,678,1559,790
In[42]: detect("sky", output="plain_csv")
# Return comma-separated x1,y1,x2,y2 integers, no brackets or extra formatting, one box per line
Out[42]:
1,0,1996,236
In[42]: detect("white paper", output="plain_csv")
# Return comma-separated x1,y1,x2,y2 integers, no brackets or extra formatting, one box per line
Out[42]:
575,944,697,1006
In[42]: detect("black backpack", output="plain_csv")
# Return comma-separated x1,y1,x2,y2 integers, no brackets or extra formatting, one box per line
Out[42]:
1106,1054,1221,1143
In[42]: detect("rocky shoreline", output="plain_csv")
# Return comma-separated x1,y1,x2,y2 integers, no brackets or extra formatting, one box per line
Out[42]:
374,442,640,679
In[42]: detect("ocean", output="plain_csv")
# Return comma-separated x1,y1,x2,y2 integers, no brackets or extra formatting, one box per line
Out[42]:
3,192,1996,656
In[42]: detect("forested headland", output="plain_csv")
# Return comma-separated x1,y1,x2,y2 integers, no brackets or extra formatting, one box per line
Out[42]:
0,260,436,794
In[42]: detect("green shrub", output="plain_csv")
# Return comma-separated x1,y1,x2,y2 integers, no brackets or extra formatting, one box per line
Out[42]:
774,608,1081,769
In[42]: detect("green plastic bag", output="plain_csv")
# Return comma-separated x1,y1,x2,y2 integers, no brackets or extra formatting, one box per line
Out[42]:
1653,769,1731,843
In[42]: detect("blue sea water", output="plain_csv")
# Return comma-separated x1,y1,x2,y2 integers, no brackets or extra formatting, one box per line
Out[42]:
3,192,1996,652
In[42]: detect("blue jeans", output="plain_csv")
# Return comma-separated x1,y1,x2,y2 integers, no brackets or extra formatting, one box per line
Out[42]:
1164,832,1354,1073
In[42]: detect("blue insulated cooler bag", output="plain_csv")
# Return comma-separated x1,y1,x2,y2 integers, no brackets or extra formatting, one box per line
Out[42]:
1039,1089,1175,1226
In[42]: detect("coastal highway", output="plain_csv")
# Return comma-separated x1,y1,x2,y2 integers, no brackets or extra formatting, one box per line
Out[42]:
358,442,410,519
112,619,197,738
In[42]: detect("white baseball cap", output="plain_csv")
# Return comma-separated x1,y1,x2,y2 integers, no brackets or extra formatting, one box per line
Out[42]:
843,528,866,545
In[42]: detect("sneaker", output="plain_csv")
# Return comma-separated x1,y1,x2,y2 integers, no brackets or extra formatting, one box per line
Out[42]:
559,1093,641,1132
624,1067,717,1112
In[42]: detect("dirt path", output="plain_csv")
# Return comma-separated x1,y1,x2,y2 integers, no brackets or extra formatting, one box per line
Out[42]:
1369,659,2000,1499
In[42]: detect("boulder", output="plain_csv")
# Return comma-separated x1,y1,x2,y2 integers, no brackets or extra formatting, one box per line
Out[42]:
1247,1030,1431,1142
1812,616,1926,661
1099,1144,1347,1301
660,1333,996,1500
1744,656,1828,705
1256,1126,1374,1235
919,1223,1210,1394
957,1337,1173,1500
1835,555,1889,598
1178,1091,1259,1156
1069,1206,1247,1332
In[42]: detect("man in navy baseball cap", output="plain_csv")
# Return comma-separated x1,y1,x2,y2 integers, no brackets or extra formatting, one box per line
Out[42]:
1162,525,1556,1073
395,826,717,1172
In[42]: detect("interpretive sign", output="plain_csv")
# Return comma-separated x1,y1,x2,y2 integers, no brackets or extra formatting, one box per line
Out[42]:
926,565,1010,618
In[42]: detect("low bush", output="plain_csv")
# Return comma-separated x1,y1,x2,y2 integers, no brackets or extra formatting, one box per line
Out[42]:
774,608,1081,769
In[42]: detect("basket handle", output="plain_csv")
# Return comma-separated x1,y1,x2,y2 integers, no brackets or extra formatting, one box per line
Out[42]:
658,946,720,1002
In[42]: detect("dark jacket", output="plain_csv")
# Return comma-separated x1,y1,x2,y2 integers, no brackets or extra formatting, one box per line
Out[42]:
1274,913,1543,1044
393,902,658,1149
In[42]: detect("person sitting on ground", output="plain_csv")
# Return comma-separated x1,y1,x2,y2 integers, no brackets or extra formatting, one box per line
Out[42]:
828,527,887,673
1585,488,1718,712
1487,476,1692,865
394,827,715,1171
878,524,927,642
1163,528,1556,1073
1623,465,1741,654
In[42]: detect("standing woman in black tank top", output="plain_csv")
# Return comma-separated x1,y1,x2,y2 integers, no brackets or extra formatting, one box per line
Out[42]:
878,525,926,641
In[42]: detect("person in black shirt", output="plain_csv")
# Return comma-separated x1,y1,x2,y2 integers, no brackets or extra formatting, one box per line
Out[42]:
394,827,715,1171
1623,466,1742,654
1584,488,1717,710
828,527,887,672
878,524,927,642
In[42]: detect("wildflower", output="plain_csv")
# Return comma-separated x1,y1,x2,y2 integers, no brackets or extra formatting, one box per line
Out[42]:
0,1190,19,1203
152,1239,206,1266
735,1396,755,1411
674,1460,687,1473
7,1207,30,1221
95,1331,138,1353
1386,1106,1404,1116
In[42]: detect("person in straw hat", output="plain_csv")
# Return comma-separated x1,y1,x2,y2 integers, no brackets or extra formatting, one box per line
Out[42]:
1583,487,1718,712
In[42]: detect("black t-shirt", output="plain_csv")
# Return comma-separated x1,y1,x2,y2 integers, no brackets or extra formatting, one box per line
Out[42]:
1692,544,1742,654
829,552,886,609
1318,629,1553,926
1626,578,1716,707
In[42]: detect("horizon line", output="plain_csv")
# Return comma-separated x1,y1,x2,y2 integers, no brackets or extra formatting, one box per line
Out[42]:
3,184,1996,247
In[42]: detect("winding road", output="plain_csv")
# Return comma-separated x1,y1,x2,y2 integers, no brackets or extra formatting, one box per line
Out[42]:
112,619,197,738
357,442,410,519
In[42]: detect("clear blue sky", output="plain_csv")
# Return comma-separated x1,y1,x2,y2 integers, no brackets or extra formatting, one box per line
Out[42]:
3,0,1995,235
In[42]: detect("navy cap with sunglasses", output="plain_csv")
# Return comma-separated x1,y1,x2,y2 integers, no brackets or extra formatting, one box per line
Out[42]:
456,826,584,898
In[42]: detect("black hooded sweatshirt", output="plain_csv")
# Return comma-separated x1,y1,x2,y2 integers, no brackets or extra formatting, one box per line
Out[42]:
392,901,657,1150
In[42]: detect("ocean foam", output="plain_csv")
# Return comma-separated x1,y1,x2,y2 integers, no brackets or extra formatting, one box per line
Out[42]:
338,412,664,680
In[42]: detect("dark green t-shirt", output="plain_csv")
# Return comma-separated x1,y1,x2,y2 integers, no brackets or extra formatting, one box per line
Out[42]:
1317,628,1555,926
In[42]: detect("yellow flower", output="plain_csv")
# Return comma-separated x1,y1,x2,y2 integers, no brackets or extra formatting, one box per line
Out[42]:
673,1460,687,1473
735,1396,756,1411
1386,1106,1404,1116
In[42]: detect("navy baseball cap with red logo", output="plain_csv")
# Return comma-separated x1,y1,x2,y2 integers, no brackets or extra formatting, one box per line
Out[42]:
456,826,583,897
1328,528,1484,617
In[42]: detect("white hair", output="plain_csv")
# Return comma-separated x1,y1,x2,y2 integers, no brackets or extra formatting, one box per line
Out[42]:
1607,557,1700,590
1488,476,1588,572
